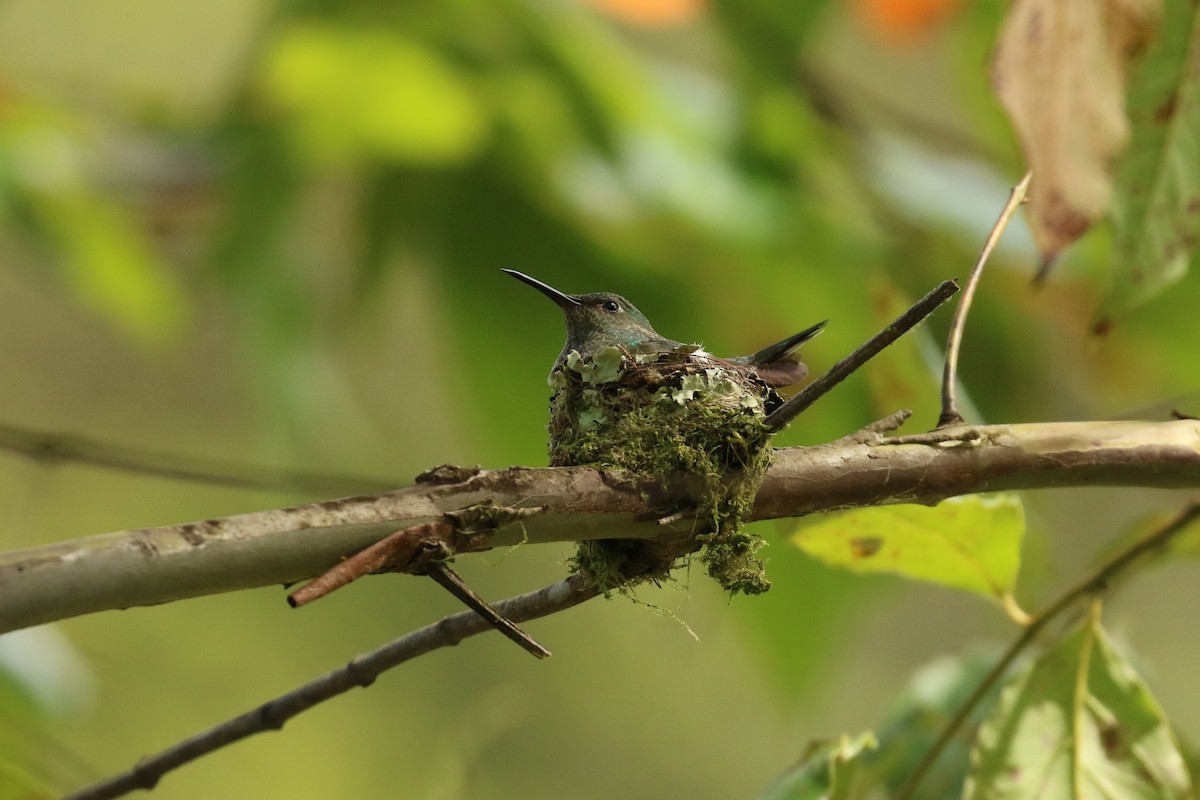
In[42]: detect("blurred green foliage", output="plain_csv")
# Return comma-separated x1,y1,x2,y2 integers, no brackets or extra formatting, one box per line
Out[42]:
0,96,188,342
0,0,1198,798
261,24,488,166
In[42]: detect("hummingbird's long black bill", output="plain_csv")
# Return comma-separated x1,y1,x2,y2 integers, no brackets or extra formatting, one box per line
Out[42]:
502,269,581,307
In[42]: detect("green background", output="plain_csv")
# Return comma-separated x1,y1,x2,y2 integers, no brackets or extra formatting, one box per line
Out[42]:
0,1,1197,798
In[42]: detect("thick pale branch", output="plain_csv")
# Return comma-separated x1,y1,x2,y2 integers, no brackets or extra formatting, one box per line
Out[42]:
2,419,1198,633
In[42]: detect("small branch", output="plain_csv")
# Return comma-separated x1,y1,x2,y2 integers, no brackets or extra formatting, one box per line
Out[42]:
0,421,396,496
287,522,453,607
765,280,960,433
288,522,546,656
62,575,599,800
895,501,1200,800
425,561,551,659
939,171,1032,427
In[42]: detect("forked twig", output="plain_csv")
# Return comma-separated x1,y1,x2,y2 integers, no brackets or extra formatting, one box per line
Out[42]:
895,502,1200,800
938,171,1032,427
287,523,453,607
766,281,960,433
289,524,548,657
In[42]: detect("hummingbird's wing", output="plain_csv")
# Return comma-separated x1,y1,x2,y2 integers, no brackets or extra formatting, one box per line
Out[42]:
630,335,690,357
727,320,827,388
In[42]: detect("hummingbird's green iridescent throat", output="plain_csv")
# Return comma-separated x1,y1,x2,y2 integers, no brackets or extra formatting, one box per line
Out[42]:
502,269,826,389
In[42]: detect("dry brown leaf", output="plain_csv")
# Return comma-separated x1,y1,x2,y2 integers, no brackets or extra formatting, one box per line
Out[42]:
992,0,1160,268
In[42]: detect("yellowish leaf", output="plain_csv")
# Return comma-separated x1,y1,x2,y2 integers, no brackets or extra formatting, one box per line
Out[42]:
788,494,1025,607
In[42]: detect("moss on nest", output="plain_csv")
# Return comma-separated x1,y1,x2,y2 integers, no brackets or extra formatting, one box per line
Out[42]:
548,345,778,595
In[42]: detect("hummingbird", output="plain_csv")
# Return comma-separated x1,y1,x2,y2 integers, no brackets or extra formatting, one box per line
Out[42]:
502,269,826,389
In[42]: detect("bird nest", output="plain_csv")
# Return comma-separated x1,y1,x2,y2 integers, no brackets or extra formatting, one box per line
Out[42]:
547,345,780,595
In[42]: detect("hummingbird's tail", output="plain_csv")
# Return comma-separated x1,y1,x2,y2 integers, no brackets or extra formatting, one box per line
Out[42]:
735,320,828,367
722,320,827,388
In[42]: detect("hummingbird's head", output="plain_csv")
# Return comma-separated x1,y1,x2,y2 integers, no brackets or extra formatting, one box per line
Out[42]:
502,269,660,350
564,292,655,340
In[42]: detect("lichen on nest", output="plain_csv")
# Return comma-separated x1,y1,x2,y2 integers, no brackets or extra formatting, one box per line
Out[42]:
548,345,780,595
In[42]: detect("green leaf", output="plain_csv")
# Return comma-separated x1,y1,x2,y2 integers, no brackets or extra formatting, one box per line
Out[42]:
259,23,487,166
1104,0,1200,322
873,648,1016,800
758,731,877,800
758,648,1017,800
788,495,1025,608
966,616,1193,799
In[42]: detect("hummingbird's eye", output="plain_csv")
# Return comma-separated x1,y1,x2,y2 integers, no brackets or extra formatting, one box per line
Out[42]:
602,300,621,313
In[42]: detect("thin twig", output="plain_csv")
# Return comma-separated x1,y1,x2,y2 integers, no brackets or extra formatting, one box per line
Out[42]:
0,422,396,496
939,171,1032,427
765,281,960,433
895,501,1200,800
63,575,600,800
425,561,551,658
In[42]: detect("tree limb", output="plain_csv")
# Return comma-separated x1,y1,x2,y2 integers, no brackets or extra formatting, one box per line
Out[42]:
3,418,1199,634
